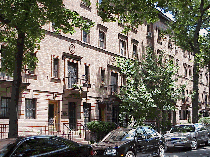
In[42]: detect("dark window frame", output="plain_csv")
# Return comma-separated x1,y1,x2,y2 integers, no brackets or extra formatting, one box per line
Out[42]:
53,58,59,78
99,30,106,49
82,30,90,43
25,98,36,119
0,97,10,119
68,62,78,89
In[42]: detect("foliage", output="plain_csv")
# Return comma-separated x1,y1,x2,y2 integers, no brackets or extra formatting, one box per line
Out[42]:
0,0,94,75
87,121,116,142
97,0,170,33
116,47,184,131
198,117,210,125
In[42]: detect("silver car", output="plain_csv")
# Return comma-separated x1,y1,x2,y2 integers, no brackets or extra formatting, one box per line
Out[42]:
164,124,209,150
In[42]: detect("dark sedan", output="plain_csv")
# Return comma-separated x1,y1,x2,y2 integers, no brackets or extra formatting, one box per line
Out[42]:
0,135,93,157
92,126,165,157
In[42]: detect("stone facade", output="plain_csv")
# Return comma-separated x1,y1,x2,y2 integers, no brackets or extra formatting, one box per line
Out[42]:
0,0,209,138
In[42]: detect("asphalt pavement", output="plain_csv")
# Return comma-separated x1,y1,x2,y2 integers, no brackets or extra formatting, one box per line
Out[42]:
165,145,210,157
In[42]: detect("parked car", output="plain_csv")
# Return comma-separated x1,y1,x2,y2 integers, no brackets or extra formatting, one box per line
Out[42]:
92,126,165,157
0,135,93,157
164,123,209,150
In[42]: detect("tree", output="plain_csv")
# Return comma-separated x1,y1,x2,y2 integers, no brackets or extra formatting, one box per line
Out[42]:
99,0,210,123
0,0,93,138
117,47,184,132
165,0,210,123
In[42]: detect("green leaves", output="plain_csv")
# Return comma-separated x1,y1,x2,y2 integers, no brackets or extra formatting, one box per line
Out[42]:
116,47,184,126
0,0,94,75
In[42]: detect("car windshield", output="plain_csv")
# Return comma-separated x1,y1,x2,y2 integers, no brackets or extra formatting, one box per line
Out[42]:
101,128,135,142
170,125,195,133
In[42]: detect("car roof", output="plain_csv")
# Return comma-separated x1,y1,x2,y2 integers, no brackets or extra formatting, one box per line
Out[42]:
0,135,58,149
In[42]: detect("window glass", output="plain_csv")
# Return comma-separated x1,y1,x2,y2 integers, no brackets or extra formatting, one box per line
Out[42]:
53,58,59,78
13,137,66,157
99,31,105,48
68,62,78,88
0,97,11,118
83,30,90,43
120,40,126,56
25,99,36,119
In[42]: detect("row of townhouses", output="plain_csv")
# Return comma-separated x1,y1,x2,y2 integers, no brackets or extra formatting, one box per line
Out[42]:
0,0,209,142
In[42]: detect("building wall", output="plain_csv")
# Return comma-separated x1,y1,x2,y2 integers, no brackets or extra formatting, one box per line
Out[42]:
0,0,209,136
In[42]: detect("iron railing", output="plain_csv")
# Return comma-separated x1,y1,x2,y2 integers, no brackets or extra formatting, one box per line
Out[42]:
0,124,9,139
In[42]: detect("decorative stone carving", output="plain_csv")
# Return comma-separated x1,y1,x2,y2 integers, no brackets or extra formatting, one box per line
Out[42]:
69,44,75,54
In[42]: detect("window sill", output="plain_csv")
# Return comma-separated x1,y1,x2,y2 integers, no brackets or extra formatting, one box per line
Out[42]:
50,78,61,83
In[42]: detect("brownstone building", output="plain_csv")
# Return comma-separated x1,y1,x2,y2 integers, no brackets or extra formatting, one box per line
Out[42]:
0,0,209,142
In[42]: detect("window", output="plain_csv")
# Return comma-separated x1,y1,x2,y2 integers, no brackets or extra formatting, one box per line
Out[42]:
83,102,91,124
99,30,106,49
176,59,179,67
206,73,208,85
82,30,90,43
85,65,90,84
179,110,188,120
98,0,102,4
157,29,162,44
133,44,137,58
111,72,118,93
25,98,36,119
146,24,152,38
120,40,126,56
101,69,105,82
68,62,78,88
0,97,10,119
53,58,59,78
183,64,187,77
147,25,150,33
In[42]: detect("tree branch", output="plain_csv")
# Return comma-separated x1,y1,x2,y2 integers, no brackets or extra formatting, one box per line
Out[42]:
203,3,210,13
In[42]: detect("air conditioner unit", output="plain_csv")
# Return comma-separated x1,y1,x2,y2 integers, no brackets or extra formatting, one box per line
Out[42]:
147,32,152,38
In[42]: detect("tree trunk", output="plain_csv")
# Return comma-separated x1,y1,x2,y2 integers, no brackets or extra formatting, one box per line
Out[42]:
8,31,25,138
192,61,199,123
192,1,205,123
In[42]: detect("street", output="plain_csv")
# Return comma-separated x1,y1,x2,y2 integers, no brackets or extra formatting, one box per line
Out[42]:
165,145,210,157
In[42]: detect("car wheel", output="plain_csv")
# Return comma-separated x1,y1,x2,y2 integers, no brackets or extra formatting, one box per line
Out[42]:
190,139,198,150
125,151,135,157
157,145,165,157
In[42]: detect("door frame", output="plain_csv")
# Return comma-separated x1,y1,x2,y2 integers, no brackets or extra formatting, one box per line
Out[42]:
49,100,60,131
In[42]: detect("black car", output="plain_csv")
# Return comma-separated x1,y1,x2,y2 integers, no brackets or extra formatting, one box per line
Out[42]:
92,126,165,157
0,135,93,157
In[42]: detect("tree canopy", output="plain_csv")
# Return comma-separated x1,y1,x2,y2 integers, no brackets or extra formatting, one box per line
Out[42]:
0,0,93,75
117,48,184,131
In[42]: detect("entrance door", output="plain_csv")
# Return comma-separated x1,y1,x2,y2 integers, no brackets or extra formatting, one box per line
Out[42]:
98,103,105,121
68,102,76,130
48,101,60,131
